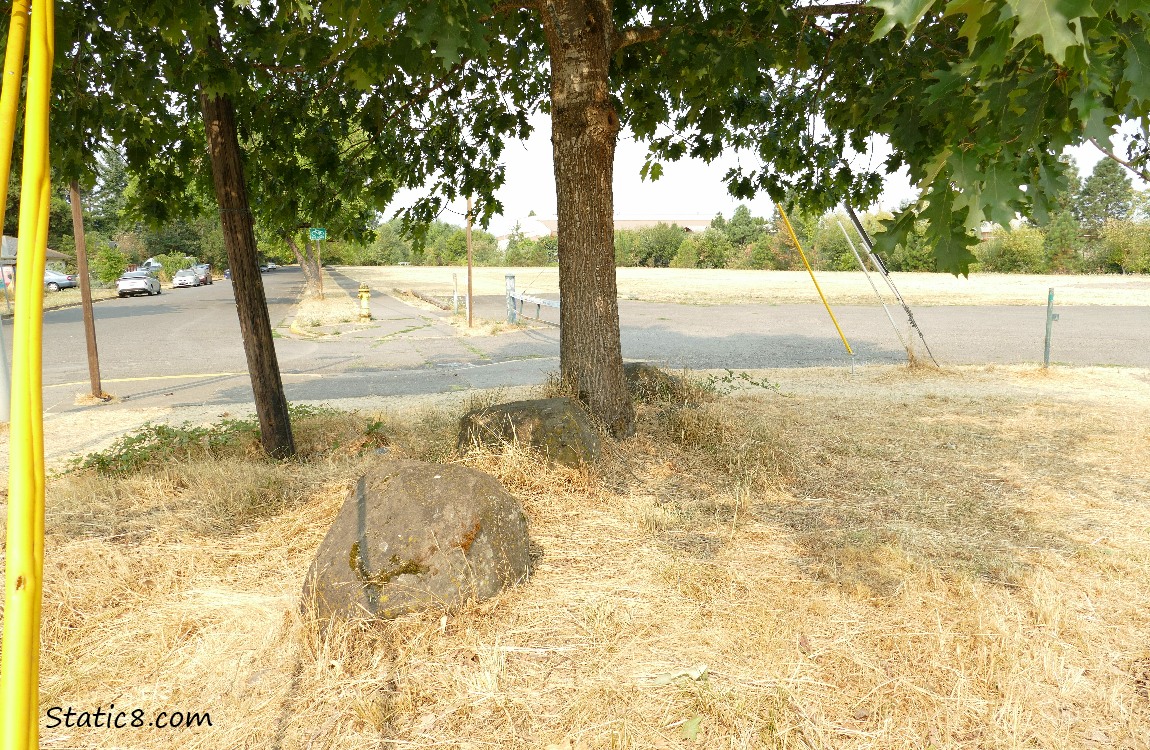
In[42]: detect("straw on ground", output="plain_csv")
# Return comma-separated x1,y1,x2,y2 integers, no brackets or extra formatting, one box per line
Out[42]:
4,365,1148,749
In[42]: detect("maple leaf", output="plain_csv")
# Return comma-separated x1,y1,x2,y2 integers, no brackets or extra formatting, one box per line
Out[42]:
1005,0,1093,63
870,0,936,39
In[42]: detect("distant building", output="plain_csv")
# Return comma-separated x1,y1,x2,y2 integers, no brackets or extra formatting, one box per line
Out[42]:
1,235,71,288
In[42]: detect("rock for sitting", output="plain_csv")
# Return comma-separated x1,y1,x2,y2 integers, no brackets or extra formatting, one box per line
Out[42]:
457,397,600,467
303,460,531,620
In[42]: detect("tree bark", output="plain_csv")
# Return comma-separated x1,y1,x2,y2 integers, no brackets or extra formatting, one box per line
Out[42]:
201,91,295,457
540,0,635,437
284,232,322,297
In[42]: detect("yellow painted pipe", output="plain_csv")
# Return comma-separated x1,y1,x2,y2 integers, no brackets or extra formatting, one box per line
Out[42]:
0,0,53,747
778,207,854,357
0,0,29,231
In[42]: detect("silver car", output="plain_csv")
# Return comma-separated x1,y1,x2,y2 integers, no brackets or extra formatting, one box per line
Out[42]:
116,270,161,297
172,268,200,288
44,269,79,291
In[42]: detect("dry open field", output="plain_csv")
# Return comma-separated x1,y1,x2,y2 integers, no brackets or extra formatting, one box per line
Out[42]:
348,266,1150,307
4,363,1148,749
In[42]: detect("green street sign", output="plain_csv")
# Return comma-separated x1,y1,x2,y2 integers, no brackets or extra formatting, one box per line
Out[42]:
309,227,327,241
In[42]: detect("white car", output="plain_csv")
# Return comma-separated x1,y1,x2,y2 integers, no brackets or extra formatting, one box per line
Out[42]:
172,268,200,288
116,271,161,297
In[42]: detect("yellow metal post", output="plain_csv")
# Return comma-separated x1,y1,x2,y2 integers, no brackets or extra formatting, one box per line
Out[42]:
778,207,854,357
0,0,29,228
1,1,54,748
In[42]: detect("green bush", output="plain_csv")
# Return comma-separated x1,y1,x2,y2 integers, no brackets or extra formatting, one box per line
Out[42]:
975,226,1046,273
152,252,197,282
670,235,700,268
1098,221,1150,274
91,244,129,283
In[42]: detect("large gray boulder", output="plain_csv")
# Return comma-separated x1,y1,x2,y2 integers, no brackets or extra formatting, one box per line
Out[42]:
457,397,600,467
303,460,531,620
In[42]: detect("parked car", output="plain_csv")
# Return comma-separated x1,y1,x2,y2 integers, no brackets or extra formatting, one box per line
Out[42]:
138,259,163,274
172,268,201,288
265,262,278,270
44,269,78,292
224,268,231,280
193,264,213,284
116,270,161,297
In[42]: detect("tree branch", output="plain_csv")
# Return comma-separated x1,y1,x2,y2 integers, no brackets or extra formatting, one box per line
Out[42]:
1091,137,1150,183
791,3,880,16
482,1,538,21
615,25,669,51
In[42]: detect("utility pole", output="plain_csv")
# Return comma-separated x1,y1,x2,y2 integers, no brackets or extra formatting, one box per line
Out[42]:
68,181,104,399
466,196,474,328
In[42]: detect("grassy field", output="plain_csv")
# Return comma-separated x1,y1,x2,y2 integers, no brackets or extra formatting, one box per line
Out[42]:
348,265,1150,307
6,364,1148,749
0,286,120,317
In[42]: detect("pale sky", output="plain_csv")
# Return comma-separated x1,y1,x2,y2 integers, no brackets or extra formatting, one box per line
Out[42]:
397,112,1141,236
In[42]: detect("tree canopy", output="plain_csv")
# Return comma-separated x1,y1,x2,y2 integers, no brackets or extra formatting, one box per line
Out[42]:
29,0,1149,437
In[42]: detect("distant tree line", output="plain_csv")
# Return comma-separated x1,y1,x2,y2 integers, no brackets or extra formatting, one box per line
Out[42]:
620,159,1150,275
975,159,1150,274
58,151,1147,278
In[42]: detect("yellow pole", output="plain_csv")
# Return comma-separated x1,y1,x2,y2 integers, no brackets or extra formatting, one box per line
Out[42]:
1,0,53,747
0,0,29,229
778,207,853,357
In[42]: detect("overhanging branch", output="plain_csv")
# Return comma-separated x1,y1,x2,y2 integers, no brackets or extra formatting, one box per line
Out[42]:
1091,137,1150,183
791,2,880,16
614,25,670,51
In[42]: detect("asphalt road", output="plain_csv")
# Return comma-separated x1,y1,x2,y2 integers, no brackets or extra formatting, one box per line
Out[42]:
12,266,1149,415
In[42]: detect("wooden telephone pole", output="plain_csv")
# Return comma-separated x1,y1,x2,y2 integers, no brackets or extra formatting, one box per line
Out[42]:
68,181,105,399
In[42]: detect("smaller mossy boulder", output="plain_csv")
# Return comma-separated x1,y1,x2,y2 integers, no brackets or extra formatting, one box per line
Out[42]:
303,460,531,620
623,362,689,403
457,397,600,467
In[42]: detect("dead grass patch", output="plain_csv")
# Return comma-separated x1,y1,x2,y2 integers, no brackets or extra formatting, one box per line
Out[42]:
291,271,359,329
6,366,1149,748
347,265,1150,307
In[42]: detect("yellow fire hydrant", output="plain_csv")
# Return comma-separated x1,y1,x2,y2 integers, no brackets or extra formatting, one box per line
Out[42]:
358,283,372,321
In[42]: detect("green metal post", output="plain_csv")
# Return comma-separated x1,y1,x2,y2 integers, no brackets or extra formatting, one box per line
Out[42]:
1043,287,1055,369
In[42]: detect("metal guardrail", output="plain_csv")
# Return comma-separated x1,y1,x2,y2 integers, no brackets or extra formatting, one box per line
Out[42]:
505,274,558,325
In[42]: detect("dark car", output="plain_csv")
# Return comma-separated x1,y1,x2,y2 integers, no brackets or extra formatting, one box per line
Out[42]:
193,264,213,285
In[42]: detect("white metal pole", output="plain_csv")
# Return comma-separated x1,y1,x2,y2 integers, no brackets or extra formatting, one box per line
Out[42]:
838,220,908,355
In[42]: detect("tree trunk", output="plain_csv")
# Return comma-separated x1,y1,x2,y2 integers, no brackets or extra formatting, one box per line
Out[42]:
284,232,321,297
540,0,635,437
200,91,295,458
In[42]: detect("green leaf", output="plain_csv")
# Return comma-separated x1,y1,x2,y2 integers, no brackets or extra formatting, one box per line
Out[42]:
1005,0,1092,63
1124,34,1150,104
681,715,704,741
944,0,996,45
933,227,979,275
870,0,937,40
982,163,1022,225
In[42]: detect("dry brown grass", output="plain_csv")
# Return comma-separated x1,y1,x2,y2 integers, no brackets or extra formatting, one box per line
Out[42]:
4,365,1149,748
0,286,120,318
346,265,1150,307
291,271,360,330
